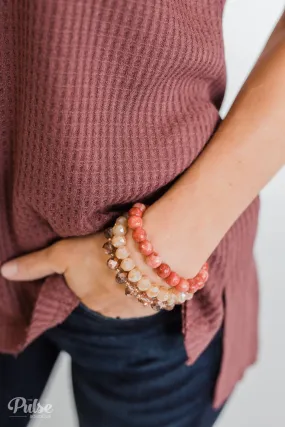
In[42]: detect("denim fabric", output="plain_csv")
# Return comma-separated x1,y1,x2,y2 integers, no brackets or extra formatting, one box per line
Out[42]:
1,305,224,427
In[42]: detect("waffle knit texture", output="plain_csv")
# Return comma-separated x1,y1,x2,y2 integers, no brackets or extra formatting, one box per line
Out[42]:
0,0,260,408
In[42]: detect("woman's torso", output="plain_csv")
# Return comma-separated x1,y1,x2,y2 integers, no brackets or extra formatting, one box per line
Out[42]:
0,0,259,408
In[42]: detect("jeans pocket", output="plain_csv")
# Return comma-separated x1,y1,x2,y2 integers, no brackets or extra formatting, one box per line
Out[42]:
77,301,165,327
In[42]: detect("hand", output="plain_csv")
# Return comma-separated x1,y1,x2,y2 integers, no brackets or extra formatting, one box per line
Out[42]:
0,233,156,319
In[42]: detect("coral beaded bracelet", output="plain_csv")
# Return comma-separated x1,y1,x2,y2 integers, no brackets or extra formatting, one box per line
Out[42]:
102,203,209,311
127,203,209,294
102,216,192,311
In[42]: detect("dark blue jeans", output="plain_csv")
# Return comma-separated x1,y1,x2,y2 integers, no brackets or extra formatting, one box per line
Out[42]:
0,304,224,427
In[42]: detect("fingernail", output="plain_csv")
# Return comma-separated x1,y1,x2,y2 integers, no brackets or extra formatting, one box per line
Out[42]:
1,262,18,278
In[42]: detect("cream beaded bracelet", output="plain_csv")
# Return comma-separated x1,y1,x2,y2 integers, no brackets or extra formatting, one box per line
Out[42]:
102,214,195,311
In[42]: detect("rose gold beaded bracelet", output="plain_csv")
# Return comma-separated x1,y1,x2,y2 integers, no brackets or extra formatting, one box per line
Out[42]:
102,206,208,311
102,218,188,311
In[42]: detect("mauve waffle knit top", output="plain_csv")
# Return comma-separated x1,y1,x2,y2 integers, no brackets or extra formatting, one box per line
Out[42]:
0,0,260,408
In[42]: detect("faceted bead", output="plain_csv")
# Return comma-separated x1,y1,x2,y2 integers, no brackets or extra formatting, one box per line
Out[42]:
128,268,142,283
112,223,127,236
116,216,128,226
132,227,147,243
137,293,152,305
120,257,136,272
156,300,166,309
125,283,139,297
146,253,162,269
132,288,139,297
125,284,133,296
156,263,171,279
128,207,143,217
166,272,181,287
102,241,114,255
104,227,113,239
175,278,190,293
133,203,146,213
107,258,119,270
115,272,128,284
138,240,153,256
146,285,160,298
151,301,161,311
157,287,169,302
128,215,143,229
115,246,130,260
137,277,151,291
111,235,126,248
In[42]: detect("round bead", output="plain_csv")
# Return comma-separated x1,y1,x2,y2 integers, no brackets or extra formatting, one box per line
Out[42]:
102,241,114,255
128,268,142,283
120,257,136,272
128,207,143,217
116,216,128,226
112,223,127,236
185,293,194,301
166,272,181,287
133,203,146,213
138,240,153,256
107,258,119,270
127,216,143,229
137,277,151,291
187,279,195,293
115,246,130,260
167,292,176,306
198,269,209,282
146,252,162,269
174,291,187,304
175,278,190,293
132,227,147,243
188,277,205,293
111,235,126,248
156,263,171,279
115,272,128,284
157,287,169,302
104,227,113,239
146,285,160,298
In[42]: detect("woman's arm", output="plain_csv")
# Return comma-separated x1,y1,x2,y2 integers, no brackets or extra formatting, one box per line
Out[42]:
142,11,285,278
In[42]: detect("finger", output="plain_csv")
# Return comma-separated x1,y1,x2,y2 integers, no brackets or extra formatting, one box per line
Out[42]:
0,244,65,281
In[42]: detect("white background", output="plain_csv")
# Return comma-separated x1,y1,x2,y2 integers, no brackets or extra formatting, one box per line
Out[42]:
32,1,285,426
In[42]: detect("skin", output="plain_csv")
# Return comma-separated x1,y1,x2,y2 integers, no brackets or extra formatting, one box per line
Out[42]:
1,11,285,318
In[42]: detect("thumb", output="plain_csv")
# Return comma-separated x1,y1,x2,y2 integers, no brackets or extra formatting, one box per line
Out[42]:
0,243,66,281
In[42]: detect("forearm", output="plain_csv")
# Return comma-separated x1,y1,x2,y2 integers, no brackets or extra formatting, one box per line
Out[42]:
143,13,285,278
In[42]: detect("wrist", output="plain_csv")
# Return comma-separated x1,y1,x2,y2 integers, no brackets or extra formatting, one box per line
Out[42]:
125,228,166,286
142,202,211,278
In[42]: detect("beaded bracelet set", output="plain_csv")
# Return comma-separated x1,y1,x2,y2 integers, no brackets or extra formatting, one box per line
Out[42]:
102,203,209,311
